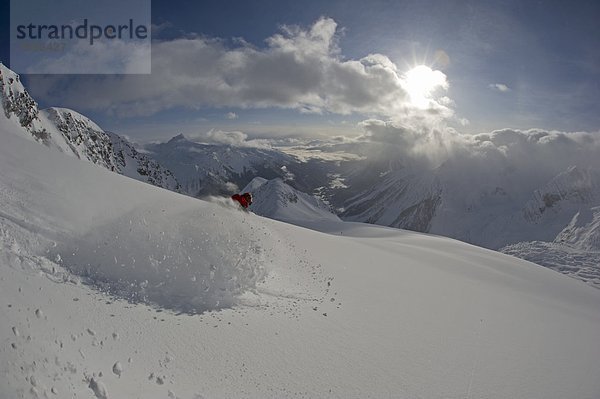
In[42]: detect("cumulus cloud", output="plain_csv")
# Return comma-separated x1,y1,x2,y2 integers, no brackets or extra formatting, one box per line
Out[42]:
470,128,600,171
358,119,464,167
225,112,238,120
359,118,600,180
27,17,451,124
188,129,271,148
488,83,511,92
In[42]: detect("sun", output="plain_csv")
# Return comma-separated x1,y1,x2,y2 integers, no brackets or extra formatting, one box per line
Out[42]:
403,65,447,108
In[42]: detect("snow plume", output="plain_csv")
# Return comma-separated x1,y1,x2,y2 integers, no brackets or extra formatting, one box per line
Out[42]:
53,202,276,314
26,18,448,120
223,182,240,194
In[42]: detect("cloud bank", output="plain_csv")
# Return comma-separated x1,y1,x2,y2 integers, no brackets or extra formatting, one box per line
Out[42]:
359,119,600,185
188,129,272,148
28,18,451,124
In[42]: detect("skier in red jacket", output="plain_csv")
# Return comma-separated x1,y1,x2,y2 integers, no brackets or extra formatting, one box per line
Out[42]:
231,192,252,209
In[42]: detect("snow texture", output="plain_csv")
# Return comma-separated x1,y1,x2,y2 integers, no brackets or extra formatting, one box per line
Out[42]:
54,203,273,313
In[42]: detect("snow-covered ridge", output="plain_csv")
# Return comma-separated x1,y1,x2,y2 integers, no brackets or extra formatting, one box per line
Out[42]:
0,63,179,191
242,177,339,225
107,132,180,192
42,107,119,170
341,167,442,231
523,166,600,223
502,206,600,287
555,206,600,251
0,63,48,141
145,133,300,196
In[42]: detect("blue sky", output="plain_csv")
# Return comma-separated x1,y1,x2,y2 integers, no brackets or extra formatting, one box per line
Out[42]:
3,0,599,141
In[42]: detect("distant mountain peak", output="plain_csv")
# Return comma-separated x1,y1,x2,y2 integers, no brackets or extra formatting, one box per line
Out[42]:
168,133,189,143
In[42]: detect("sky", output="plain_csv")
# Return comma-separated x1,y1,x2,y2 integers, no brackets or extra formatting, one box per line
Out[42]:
1,0,599,142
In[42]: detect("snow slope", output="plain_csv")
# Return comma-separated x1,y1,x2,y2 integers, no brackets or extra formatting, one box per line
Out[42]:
2,121,600,398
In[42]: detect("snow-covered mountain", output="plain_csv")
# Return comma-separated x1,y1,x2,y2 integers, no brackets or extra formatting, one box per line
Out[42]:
242,177,339,225
107,132,180,192
40,107,120,170
3,102,600,399
338,158,600,246
340,167,442,231
0,63,51,143
0,63,179,191
501,205,600,287
332,152,600,287
144,134,304,196
522,166,600,224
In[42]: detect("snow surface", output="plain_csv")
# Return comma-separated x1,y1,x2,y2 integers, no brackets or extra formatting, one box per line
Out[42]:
2,119,600,398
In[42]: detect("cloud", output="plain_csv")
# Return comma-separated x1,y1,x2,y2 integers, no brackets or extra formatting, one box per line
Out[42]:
470,128,600,170
27,17,451,125
151,21,174,36
358,119,463,167
188,129,271,148
488,83,511,92
225,112,238,120
24,39,151,74
358,118,600,180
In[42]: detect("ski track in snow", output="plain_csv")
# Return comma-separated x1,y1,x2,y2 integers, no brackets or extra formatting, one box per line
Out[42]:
0,219,336,399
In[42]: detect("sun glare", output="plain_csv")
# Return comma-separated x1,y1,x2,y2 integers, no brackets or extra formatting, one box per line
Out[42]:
404,65,447,108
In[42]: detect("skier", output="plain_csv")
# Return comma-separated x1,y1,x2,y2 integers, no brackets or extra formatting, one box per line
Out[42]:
231,192,252,209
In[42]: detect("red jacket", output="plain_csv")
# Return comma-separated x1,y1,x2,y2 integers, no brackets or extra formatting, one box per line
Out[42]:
231,193,251,208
